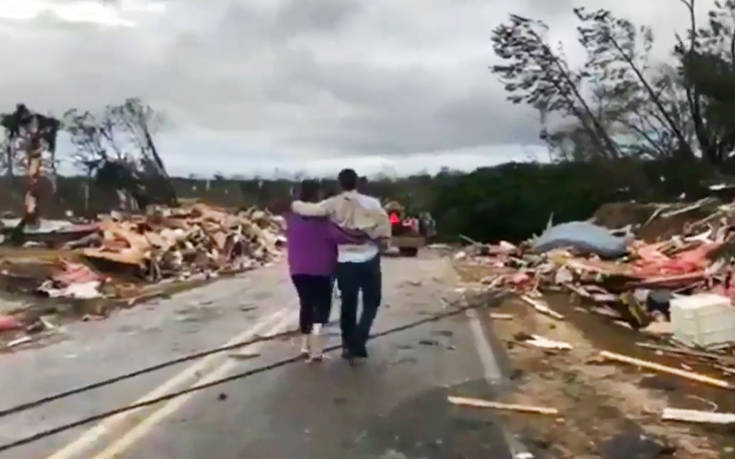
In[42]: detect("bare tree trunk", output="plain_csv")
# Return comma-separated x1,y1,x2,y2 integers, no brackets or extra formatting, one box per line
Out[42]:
553,59,621,159
12,130,43,242
529,29,620,159
606,33,695,159
23,133,43,226
142,125,178,205
680,0,718,162
143,125,166,176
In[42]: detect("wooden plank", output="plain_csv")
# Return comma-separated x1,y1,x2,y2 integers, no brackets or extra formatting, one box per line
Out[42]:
448,396,558,415
599,350,733,390
526,335,572,350
663,408,735,424
519,295,564,320
489,313,513,320
635,342,735,365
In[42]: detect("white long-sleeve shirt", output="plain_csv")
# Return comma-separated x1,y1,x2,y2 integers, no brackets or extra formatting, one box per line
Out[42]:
291,190,391,263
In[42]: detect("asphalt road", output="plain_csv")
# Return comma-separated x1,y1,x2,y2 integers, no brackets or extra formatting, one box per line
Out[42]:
0,254,523,459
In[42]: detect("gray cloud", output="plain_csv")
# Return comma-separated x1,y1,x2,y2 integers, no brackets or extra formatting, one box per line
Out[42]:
0,0,707,177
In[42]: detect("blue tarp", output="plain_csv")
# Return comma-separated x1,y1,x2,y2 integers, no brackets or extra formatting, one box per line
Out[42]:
533,221,627,259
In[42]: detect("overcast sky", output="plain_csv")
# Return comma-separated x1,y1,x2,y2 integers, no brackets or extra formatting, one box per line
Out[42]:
0,0,714,178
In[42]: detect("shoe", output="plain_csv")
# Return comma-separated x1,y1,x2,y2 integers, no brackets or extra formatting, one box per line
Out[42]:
300,334,310,356
341,348,353,360
309,324,324,361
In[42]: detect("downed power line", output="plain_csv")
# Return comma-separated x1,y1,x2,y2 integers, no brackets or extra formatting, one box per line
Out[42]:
0,297,494,454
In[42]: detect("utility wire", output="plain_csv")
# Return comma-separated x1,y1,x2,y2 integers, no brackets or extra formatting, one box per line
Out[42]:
0,300,485,454
0,329,297,419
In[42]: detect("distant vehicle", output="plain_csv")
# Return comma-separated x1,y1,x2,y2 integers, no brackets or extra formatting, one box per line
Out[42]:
383,201,435,257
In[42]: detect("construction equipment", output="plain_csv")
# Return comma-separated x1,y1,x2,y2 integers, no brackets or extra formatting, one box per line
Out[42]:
384,201,435,257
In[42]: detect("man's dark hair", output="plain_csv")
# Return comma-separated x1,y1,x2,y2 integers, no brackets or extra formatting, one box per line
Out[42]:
338,169,358,191
299,179,320,203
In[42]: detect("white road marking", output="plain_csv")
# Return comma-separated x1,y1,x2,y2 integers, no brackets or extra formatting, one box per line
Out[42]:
466,309,532,457
465,308,502,381
49,307,291,459
90,310,298,459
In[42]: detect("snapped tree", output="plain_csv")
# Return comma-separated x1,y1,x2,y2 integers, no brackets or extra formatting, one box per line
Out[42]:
64,98,178,209
677,0,735,163
491,14,620,160
0,104,60,237
493,2,735,164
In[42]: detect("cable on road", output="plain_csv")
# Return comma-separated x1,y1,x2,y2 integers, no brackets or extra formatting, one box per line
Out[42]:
0,299,492,454
0,329,297,419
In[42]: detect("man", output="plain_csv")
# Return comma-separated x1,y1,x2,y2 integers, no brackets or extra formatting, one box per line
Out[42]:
291,169,390,359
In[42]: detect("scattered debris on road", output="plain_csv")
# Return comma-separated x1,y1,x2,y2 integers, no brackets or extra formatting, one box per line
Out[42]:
7,336,32,348
81,313,106,322
521,334,573,350
519,295,564,320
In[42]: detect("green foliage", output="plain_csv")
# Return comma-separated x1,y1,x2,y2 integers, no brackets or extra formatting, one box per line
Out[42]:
0,158,722,242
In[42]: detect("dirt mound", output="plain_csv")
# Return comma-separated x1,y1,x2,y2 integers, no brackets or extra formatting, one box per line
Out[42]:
593,199,724,242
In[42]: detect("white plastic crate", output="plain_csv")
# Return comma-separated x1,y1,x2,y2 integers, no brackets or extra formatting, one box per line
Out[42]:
670,294,735,349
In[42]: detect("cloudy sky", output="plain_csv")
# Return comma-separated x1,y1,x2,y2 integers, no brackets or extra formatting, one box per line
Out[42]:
0,0,714,178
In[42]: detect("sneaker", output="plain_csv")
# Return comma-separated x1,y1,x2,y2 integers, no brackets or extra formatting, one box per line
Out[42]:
309,324,324,361
300,334,310,356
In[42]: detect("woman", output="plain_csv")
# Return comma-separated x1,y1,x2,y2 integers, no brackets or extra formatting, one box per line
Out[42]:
286,180,362,361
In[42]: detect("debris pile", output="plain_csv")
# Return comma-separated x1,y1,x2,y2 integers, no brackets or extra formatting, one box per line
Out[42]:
0,203,285,302
38,260,105,300
76,204,284,282
456,199,735,341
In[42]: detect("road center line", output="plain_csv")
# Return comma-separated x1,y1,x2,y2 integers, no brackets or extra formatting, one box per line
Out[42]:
49,306,291,459
91,310,298,459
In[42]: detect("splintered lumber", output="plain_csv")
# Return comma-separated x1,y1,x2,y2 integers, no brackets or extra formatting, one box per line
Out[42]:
458,234,481,246
519,295,564,320
599,351,733,390
662,408,735,424
448,396,558,415
489,313,513,320
635,342,735,365
715,364,735,375
526,335,572,350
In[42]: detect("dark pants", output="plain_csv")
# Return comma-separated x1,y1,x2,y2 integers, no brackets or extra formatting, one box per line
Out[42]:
291,275,333,334
337,255,381,356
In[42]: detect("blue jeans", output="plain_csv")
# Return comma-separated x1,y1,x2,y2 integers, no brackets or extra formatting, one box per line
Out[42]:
337,255,381,356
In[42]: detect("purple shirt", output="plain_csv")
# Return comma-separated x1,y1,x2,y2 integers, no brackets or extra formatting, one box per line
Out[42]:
286,213,360,276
